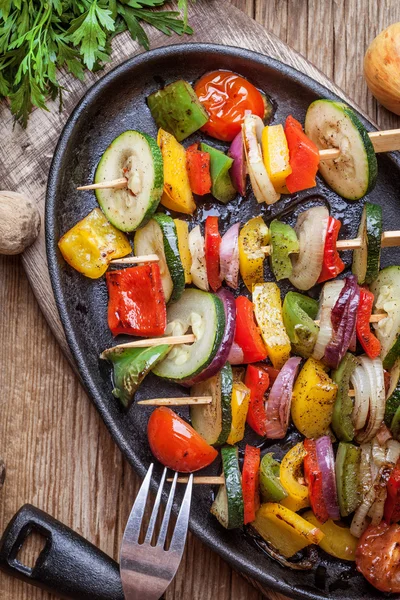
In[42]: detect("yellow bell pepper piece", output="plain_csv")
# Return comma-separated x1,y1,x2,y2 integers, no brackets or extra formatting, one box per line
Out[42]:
303,511,357,561
291,357,338,438
253,282,291,369
238,216,269,292
261,124,292,194
280,442,310,512
174,219,192,284
58,208,131,279
157,129,196,215
252,503,324,558
226,382,250,445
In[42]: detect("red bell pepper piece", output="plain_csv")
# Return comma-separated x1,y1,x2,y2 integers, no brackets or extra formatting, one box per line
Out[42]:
245,365,270,436
384,460,400,524
284,116,320,193
317,216,345,283
205,215,221,291
186,143,212,196
356,287,381,359
242,444,261,524
303,438,329,524
106,264,166,337
234,296,268,363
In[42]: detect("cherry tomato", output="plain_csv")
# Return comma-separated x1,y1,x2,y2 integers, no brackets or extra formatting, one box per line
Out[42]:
356,522,400,593
242,444,261,524
194,71,265,142
147,407,218,472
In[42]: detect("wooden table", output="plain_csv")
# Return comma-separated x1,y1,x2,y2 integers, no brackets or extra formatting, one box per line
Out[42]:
1,1,400,599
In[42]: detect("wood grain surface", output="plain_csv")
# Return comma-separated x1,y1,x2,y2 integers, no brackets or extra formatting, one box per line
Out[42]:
1,1,400,599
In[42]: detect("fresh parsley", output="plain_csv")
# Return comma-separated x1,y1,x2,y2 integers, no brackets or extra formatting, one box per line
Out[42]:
0,0,192,126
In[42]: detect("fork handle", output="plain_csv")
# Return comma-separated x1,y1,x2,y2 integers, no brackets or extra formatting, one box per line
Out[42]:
0,504,125,600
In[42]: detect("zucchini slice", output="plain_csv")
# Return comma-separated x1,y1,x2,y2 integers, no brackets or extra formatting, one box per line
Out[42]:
152,289,225,381
134,215,184,303
95,131,163,232
210,446,244,529
384,359,400,429
190,363,233,446
371,266,400,369
305,100,377,200
352,202,382,284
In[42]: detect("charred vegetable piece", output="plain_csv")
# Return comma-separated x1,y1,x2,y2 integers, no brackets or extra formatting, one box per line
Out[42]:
371,266,400,369
58,208,131,278
282,292,319,358
291,358,338,438
200,143,236,203
280,442,310,512
94,130,164,232
331,353,358,441
234,297,268,364
252,503,324,558
261,124,292,193
352,202,382,284
245,364,271,436
148,80,209,141
242,445,261,525
317,216,345,284
238,216,269,292
190,363,233,446
269,219,299,281
356,287,381,358
174,219,192,284
284,115,319,193
335,442,361,517
385,360,400,435
101,345,170,409
106,264,166,337
303,512,357,561
186,143,212,196
303,439,329,524
253,283,291,369
384,460,400,524
211,445,244,529
157,128,196,215
226,382,251,445
259,453,288,503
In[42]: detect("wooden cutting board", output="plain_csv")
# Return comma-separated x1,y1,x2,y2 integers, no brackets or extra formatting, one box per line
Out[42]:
0,2,378,598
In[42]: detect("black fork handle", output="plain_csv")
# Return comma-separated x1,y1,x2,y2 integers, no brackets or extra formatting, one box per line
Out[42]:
0,504,124,600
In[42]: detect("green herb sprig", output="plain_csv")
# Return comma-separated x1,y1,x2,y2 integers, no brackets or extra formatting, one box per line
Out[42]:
0,0,192,127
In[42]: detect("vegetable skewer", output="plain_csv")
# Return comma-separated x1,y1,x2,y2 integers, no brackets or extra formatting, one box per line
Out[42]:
77,128,400,192
137,396,212,406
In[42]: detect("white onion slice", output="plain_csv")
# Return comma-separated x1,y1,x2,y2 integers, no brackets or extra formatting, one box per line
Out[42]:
355,357,386,443
289,206,330,291
242,115,280,205
220,223,240,289
313,279,344,360
351,364,370,430
386,439,400,465
188,225,208,291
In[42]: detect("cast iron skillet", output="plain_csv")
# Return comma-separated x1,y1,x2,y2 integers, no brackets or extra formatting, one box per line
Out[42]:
46,44,400,600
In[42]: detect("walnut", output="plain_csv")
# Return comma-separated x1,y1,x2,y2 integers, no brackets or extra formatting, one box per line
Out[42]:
0,190,41,255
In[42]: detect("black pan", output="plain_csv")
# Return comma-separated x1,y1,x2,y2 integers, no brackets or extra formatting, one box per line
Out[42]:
45,43,400,600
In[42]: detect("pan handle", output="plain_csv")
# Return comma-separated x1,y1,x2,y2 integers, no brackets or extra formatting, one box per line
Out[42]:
0,504,124,600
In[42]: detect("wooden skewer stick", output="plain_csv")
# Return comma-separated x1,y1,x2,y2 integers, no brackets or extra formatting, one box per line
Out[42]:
110,254,159,265
77,129,400,191
137,396,212,406
319,128,400,161
263,231,400,255
314,313,386,326
168,475,225,485
103,333,195,352
77,177,128,191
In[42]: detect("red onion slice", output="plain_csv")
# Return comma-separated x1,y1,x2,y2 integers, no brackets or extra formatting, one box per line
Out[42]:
220,223,240,289
179,288,236,386
265,356,301,439
315,436,340,521
228,341,244,365
324,275,360,369
228,131,246,195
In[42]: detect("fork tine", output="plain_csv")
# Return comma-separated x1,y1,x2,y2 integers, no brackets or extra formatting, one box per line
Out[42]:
120,463,154,551
156,471,178,548
144,467,167,544
169,474,193,553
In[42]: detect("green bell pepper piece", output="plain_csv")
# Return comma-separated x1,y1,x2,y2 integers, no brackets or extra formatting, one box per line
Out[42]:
335,442,361,517
282,291,319,358
331,353,358,441
147,80,209,142
259,453,288,503
269,219,299,281
101,344,170,409
200,143,236,203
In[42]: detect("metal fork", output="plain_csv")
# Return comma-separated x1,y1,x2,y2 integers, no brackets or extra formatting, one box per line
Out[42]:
120,464,193,600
